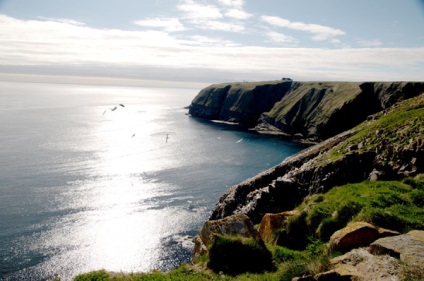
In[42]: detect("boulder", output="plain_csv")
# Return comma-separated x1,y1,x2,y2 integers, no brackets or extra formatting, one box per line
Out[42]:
329,222,379,253
258,210,299,243
369,230,424,268
192,213,263,262
320,248,402,281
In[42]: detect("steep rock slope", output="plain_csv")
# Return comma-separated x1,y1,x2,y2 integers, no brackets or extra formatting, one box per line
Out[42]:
210,94,424,223
189,80,292,127
189,81,424,141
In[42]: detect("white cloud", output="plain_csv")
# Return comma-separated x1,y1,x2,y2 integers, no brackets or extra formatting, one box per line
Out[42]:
187,35,239,47
356,39,383,47
265,31,297,45
190,18,245,32
177,0,223,20
176,0,248,32
261,15,345,42
217,0,245,9
224,8,252,20
0,15,423,82
134,17,185,32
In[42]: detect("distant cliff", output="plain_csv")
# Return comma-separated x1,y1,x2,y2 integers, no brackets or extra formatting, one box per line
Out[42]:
189,81,424,142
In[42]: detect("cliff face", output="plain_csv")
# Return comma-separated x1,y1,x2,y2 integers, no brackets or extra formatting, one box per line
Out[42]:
210,94,424,224
189,80,292,127
189,81,424,141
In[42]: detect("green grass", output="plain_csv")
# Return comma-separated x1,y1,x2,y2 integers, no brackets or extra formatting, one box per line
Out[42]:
317,94,424,165
294,178,424,242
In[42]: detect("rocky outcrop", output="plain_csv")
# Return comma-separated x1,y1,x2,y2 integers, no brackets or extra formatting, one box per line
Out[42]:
192,213,263,262
329,222,398,253
294,229,423,281
369,230,424,268
210,94,424,224
258,211,299,243
192,214,273,275
319,248,403,281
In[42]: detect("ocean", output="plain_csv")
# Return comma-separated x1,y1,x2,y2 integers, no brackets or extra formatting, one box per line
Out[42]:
0,81,303,280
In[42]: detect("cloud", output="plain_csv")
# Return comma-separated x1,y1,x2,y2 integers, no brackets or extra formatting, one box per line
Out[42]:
217,0,244,9
189,18,245,32
356,39,383,47
177,0,223,20
224,8,252,20
134,17,185,32
261,15,345,42
217,0,252,19
176,0,248,32
0,15,423,82
265,31,297,45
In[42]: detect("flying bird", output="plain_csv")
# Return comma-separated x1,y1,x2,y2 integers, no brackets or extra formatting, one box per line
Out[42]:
103,104,125,115
236,138,243,143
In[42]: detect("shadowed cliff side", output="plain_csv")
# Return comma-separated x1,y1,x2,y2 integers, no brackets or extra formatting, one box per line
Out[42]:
189,81,424,142
189,80,293,127
210,94,424,223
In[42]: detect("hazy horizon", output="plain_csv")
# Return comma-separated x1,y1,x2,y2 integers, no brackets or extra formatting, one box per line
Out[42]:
1,0,424,83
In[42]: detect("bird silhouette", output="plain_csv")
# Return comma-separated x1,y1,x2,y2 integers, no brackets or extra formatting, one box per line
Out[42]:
103,104,125,115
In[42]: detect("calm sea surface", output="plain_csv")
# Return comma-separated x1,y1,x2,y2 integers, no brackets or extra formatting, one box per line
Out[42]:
0,81,303,280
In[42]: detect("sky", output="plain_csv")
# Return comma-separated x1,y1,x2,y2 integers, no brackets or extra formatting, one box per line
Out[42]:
0,0,424,84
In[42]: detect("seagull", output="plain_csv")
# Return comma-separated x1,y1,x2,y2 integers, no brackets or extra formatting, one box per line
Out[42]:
236,138,243,143
103,104,125,115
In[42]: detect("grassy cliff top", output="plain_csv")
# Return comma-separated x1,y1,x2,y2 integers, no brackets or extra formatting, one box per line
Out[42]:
315,93,424,166
206,80,288,91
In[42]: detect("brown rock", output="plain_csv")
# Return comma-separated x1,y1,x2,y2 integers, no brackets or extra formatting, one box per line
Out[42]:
192,213,262,262
258,211,299,243
376,227,400,238
330,222,379,253
369,230,424,268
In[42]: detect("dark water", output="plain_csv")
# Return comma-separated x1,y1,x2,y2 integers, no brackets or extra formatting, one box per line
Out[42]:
0,81,303,280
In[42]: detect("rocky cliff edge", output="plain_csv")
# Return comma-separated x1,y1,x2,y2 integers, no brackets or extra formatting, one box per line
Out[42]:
189,81,424,142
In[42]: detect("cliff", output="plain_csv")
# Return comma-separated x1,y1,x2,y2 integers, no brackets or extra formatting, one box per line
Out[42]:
210,93,424,223
189,81,424,142
189,80,292,128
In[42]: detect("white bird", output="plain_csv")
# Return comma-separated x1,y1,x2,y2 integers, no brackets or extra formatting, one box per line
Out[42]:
236,138,243,143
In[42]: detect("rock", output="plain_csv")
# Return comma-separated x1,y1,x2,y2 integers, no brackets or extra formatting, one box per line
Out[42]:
258,211,299,243
320,248,402,281
368,169,385,181
369,230,424,268
315,266,360,280
192,213,263,263
376,227,400,238
330,222,380,253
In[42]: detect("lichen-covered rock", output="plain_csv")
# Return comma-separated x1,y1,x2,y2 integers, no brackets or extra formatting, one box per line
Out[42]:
258,210,299,243
369,230,424,268
192,213,263,263
322,248,402,281
329,222,380,253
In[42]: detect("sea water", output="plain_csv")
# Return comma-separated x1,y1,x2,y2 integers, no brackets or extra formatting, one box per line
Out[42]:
0,81,303,280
